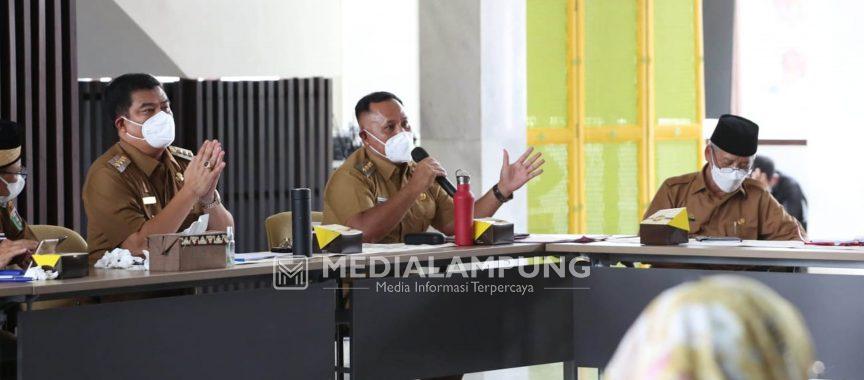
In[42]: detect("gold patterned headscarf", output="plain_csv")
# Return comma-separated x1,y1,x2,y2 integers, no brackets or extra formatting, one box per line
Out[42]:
605,275,814,380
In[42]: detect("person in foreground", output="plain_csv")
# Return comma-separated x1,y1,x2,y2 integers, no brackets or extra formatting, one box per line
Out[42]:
323,91,544,243
82,73,234,261
0,120,37,269
644,114,804,240
605,275,814,380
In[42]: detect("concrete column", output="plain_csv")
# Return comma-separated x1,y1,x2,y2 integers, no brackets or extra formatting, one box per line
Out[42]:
419,0,527,230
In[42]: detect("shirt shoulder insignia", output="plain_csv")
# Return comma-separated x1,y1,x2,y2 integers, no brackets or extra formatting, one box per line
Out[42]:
168,146,195,161
354,161,376,177
107,154,131,173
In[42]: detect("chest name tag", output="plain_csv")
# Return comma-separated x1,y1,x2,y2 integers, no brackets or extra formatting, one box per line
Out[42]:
142,196,157,205
376,197,388,204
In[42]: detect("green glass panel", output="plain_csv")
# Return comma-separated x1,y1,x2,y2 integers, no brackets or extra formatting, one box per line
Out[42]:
654,140,698,191
583,0,639,127
527,0,569,129
527,144,569,233
584,142,638,234
654,0,697,125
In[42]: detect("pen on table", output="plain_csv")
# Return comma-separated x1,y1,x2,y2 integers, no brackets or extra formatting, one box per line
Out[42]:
234,257,269,263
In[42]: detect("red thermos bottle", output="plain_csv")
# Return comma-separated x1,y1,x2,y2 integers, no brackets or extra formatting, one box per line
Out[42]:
454,170,474,246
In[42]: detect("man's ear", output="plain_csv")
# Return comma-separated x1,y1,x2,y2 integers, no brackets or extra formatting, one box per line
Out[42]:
358,129,367,144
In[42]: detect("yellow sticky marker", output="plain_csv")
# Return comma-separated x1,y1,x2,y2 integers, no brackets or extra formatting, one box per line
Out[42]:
33,254,61,268
473,219,493,240
643,207,690,232
313,225,341,249
668,208,690,232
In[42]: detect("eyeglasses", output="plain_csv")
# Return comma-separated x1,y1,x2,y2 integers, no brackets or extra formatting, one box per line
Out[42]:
710,146,753,173
0,167,28,180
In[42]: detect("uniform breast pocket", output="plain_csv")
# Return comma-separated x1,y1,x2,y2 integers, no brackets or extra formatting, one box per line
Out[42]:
736,223,758,240
413,192,436,221
141,195,160,220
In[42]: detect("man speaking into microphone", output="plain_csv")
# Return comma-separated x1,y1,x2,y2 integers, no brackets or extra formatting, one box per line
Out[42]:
323,91,544,243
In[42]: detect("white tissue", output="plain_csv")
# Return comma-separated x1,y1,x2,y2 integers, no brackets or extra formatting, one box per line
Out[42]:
24,266,59,280
94,248,148,270
181,214,210,235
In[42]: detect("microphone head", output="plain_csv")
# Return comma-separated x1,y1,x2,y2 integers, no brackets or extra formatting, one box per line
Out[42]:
411,147,429,163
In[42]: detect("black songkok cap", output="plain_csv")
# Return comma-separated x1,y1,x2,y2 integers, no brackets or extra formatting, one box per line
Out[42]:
710,114,759,157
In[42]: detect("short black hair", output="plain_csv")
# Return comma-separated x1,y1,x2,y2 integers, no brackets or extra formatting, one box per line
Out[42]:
753,155,775,178
354,91,402,123
104,73,163,123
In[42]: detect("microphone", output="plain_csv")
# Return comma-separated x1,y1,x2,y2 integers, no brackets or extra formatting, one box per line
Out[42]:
411,147,457,197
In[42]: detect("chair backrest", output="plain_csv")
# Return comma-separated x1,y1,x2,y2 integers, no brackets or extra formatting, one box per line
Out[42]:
264,211,323,249
28,225,88,253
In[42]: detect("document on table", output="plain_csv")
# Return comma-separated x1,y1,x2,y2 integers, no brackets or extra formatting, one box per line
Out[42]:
361,243,455,254
687,240,807,249
740,240,806,248
514,234,587,243
515,234,639,244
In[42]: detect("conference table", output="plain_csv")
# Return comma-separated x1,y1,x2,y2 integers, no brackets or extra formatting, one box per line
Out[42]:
1,239,863,379
548,239,864,380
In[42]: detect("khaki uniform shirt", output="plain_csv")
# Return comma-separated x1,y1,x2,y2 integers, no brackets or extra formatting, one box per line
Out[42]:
82,141,204,258
0,201,32,241
645,166,804,241
0,201,35,267
323,148,454,243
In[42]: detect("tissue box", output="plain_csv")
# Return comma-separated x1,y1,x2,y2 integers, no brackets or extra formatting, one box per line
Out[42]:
639,207,690,246
31,253,89,279
312,224,363,254
473,218,514,245
148,232,228,272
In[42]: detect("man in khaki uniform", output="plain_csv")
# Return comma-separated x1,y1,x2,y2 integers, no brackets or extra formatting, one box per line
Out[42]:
83,73,234,260
324,92,545,243
0,120,38,378
645,114,804,241
0,120,38,268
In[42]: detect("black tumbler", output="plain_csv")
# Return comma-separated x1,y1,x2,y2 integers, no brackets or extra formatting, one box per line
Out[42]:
291,188,312,256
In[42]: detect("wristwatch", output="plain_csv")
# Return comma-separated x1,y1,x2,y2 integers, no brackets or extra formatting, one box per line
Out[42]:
200,191,222,210
492,183,513,203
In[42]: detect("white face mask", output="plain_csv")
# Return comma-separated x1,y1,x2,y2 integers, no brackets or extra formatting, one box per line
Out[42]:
122,111,176,149
366,130,415,163
709,148,750,193
0,174,25,203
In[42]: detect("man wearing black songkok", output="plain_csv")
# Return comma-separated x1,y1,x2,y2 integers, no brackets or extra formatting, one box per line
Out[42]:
644,115,804,240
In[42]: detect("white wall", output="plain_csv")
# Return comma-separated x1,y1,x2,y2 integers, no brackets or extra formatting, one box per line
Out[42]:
735,0,864,238
78,0,421,137
340,0,419,132
419,0,528,231
111,0,343,79
480,0,527,228
77,0,183,78
419,0,482,190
